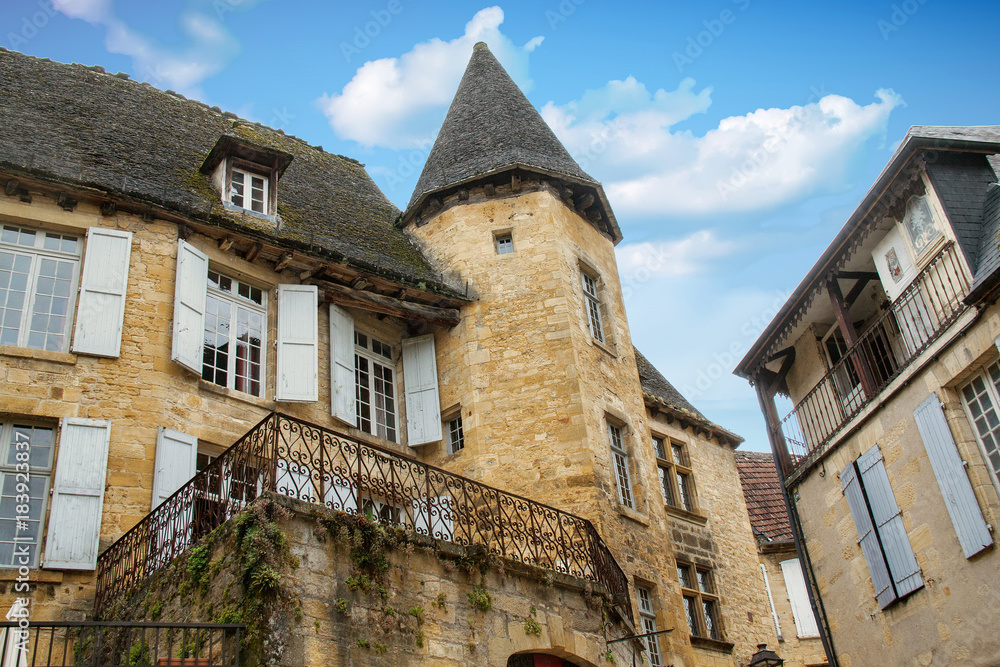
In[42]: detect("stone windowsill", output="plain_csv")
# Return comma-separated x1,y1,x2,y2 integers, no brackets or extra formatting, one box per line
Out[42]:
591,337,618,358
662,504,708,525
690,636,735,653
616,504,650,526
0,345,77,366
198,379,276,410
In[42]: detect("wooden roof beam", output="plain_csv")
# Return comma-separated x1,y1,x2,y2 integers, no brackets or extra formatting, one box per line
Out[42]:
325,281,460,327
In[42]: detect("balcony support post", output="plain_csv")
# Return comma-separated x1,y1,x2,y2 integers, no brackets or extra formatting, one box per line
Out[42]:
826,276,877,397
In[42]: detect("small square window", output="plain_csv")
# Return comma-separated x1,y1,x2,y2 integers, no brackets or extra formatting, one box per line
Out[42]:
447,416,465,454
495,233,514,255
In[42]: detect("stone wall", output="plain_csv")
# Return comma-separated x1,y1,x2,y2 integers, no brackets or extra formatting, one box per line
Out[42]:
758,544,828,667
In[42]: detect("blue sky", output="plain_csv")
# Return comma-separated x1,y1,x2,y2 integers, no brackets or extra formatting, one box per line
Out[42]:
4,0,999,451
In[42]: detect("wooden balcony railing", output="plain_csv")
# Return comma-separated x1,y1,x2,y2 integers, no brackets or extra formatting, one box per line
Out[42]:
778,242,970,472
94,413,633,623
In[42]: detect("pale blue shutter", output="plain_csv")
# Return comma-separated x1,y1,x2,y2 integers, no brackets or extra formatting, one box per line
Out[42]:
841,459,896,608
329,304,357,425
72,227,132,357
276,284,318,402
44,418,111,569
857,446,924,602
151,428,198,510
913,395,993,558
170,240,208,373
401,334,442,446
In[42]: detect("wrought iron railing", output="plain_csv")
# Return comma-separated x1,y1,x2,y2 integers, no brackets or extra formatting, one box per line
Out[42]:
778,242,970,471
95,413,633,623
0,621,241,666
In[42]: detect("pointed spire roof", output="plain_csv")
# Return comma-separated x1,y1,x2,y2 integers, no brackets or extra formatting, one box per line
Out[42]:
404,42,620,241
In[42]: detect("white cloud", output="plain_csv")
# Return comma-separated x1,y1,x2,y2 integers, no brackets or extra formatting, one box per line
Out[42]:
616,229,737,278
317,7,544,149
544,80,903,217
52,0,247,94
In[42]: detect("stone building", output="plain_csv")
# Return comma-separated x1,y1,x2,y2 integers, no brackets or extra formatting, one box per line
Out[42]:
735,451,828,667
1,42,778,666
735,126,1000,666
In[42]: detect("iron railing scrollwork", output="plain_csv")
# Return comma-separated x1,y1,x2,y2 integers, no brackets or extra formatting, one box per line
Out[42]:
95,414,633,624
778,242,970,471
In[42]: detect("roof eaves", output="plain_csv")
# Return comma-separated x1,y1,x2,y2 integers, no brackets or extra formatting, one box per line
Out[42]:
643,392,744,447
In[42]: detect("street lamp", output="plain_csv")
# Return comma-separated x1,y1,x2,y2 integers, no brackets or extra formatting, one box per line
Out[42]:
748,643,784,667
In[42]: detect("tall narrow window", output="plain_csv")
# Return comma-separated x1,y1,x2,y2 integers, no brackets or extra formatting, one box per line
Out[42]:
202,270,266,397
961,362,1000,492
636,585,663,667
0,225,81,352
678,562,723,640
654,435,697,513
608,422,633,509
355,331,398,442
229,168,268,214
0,421,53,567
447,416,465,454
581,270,605,343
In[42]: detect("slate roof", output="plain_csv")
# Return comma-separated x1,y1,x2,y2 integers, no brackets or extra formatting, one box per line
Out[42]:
404,43,621,241
925,152,998,274
734,450,794,542
0,48,453,293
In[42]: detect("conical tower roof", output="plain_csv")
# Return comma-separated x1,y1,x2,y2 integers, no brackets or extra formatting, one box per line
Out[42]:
403,42,620,242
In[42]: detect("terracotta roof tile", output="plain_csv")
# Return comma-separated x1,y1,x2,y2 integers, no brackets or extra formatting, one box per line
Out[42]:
734,450,793,542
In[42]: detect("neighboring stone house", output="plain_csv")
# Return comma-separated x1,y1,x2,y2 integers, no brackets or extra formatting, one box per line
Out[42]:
735,126,1000,666
735,451,828,667
0,42,778,666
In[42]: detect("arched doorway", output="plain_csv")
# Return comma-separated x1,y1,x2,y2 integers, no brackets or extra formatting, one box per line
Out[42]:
507,653,588,667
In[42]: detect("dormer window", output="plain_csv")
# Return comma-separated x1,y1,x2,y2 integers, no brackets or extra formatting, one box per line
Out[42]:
200,133,293,222
230,167,268,214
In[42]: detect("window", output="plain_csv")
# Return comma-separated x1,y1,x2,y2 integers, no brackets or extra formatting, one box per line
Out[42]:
678,561,722,640
202,270,266,397
840,445,923,609
961,363,1000,492
581,270,605,343
636,585,663,667
654,436,696,513
447,415,465,454
0,421,53,567
608,422,633,509
229,167,268,214
494,232,514,255
361,497,404,527
355,331,398,442
0,225,80,351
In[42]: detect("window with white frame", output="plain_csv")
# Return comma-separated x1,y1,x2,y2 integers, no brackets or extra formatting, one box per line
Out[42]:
678,561,723,640
608,421,634,509
653,436,697,513
447,415,465,454
354,331,398,442
202,270,266,397
494,232,513,255
960,362,1000,491
229,167,268,215
581,269,605,343
0,225,81,352
0,421,54,567
636,584,664,667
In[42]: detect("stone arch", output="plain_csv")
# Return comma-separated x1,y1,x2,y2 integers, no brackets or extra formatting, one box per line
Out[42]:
506,651,597,667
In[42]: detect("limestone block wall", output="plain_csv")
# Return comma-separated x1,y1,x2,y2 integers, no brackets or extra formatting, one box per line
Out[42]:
792,303,1000,666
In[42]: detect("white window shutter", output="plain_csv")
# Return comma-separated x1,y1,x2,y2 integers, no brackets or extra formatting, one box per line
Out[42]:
857,446,924,602
151,428,198,510
171,240,208,374
72,227,132,357
780,558,820,638
44,418,111,570
329,304,357,425
412,495,454,541
841,459,896,609
401,334,442,446
276,284,318,402
913,395,993,558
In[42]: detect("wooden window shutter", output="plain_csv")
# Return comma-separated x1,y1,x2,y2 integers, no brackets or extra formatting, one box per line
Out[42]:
43,418,111,570
841,458,896,608
72,227,132,357
151,428,198,510
857,446,924,602
779,558,820,638
913,394,993,558
401,334,442,446
275,284,318,402
328,304,357,426
170,240,208,374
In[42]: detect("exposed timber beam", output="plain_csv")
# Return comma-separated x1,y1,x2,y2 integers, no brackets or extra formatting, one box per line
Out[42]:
324,282,460,327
